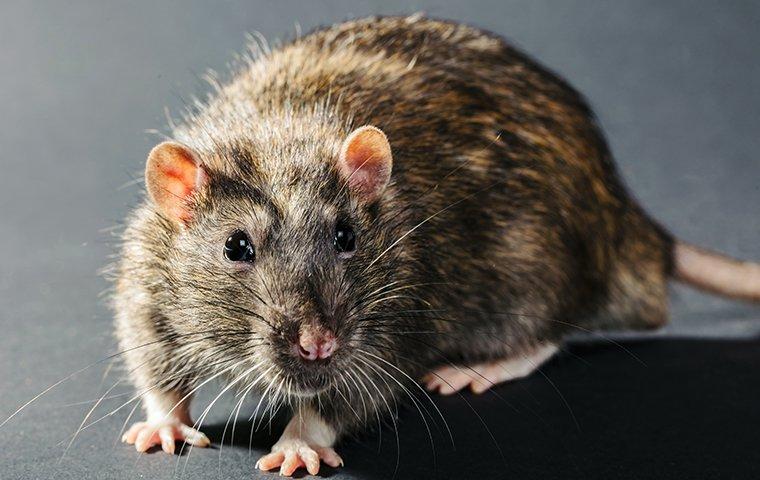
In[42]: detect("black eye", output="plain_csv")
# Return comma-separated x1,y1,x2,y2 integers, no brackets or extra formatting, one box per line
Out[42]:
334,223,356,253
224,230,255,262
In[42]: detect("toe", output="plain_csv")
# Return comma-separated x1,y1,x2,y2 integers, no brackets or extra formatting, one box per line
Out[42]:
256,451,285,471
425,377,442,392
280,453,304,477
300,447,320,475
424,365,476,395
179,425,209,447
470,379,492,394
122,422,144,444
134,427,158,452
469,372,493,393
317,447,344,468
437,372,472,395
158,426,175,454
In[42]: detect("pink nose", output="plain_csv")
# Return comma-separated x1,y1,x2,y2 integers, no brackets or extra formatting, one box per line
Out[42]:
298,331,336,361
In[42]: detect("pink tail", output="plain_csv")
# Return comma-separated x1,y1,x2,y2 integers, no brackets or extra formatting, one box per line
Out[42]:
674,241,760,303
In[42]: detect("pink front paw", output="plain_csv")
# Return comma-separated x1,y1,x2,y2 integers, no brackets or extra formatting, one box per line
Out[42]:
256,440,343,477
121,419,209,454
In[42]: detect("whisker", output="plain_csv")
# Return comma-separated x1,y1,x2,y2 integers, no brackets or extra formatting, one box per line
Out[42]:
353,359,401,477
333,373,362,423
355,354,437,467
58,355,151,462
358,342,513,468
218,390,248,473
363,181,502,273
113,399,141,449
358,349,454,448
75,342,257,435
178,361,262,477
0,328,238,430
248,372,279,458
344,367,369,421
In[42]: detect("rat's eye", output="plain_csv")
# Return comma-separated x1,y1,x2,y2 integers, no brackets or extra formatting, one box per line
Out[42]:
224,230,255,262
334,223,356,254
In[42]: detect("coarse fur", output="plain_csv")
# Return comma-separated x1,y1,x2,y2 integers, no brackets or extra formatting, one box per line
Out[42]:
113,14,757,472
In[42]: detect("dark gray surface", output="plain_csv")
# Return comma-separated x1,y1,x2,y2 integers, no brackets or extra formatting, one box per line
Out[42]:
0,1,758,478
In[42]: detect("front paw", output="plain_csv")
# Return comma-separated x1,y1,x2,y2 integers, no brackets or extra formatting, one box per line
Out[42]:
256,439,343,476
121,419,210,454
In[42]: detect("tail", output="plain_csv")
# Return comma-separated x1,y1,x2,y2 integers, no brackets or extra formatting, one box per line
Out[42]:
674,241,760,303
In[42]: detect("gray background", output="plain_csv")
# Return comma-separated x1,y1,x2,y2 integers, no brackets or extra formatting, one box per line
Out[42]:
0,1,758,478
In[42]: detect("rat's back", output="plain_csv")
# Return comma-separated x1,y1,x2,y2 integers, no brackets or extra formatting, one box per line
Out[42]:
299,15,671,328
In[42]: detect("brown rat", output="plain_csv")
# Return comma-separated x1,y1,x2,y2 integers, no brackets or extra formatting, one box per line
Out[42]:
113,15,760,476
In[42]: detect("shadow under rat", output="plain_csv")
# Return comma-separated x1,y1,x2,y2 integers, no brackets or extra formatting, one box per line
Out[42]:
197,337,760,480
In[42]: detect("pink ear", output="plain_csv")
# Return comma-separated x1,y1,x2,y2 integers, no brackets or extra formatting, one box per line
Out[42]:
338,125,393,201
145,141,207,224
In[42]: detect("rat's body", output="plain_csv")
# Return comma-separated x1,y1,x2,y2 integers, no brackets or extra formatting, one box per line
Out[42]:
114,15,760,476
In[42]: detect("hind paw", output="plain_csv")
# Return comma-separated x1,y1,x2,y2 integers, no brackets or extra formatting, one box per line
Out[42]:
423,343,558,394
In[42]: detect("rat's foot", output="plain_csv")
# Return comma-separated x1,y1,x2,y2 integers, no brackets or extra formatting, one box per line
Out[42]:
256,440,343,476
257,407,341,476
121,419,210,454
423,343,558,394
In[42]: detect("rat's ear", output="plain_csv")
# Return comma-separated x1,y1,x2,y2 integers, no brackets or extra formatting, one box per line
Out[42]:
338,125,393,202
145,141,208,225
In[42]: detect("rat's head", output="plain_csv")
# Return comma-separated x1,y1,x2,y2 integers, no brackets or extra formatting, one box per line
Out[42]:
145,125,416,397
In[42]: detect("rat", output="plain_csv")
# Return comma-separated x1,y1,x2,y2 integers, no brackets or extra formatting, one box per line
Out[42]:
113,15,760,476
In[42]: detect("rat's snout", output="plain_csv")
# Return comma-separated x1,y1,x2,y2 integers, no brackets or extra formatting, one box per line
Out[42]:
297,327,336,361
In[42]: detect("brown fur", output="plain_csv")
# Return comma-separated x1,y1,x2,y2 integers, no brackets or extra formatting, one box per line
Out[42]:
114,15,679,436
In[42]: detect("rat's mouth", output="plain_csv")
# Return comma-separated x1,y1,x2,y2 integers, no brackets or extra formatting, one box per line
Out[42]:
281,363,337,397
287,374,333,397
